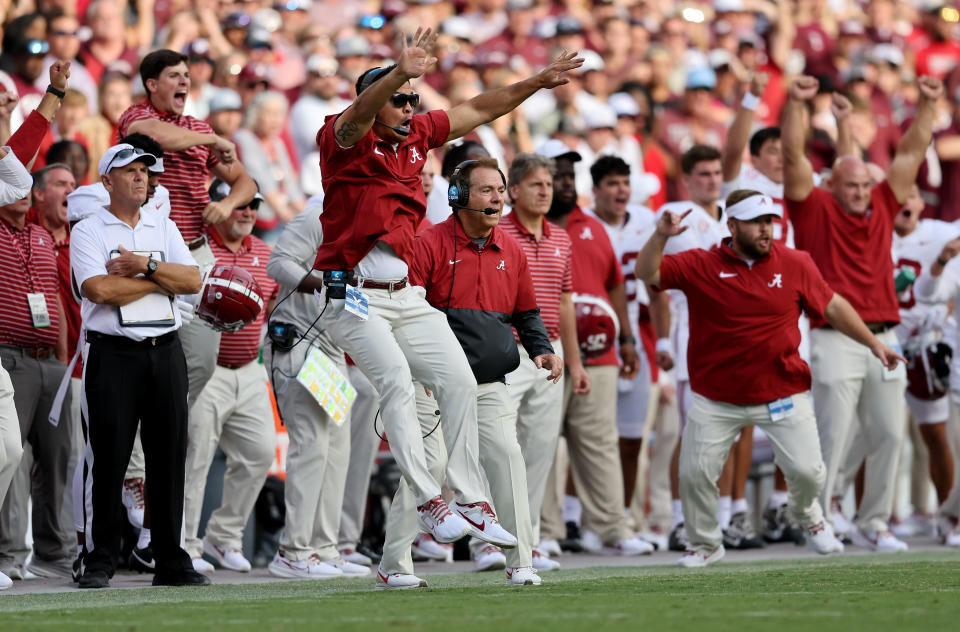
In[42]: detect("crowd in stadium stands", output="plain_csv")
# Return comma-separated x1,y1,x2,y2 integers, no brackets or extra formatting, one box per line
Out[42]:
1,0,960,590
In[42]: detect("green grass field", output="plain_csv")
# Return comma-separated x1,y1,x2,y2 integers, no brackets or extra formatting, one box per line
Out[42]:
2,552,958,631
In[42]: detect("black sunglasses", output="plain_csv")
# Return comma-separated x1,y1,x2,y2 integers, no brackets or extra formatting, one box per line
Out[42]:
391,92,419,108
238,198,262,211
105,147,149,172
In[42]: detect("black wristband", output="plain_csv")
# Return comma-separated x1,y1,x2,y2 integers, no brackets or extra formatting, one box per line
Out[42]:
46,85,65,99
938,257,950,267
619,335,637,346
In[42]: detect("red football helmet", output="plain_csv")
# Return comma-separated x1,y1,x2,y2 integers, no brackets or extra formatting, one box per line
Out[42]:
574,293,620,359
906,340,952,401
196,265,264,333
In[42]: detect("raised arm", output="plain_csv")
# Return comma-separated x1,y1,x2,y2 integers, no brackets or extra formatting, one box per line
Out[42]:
445,51,583,142
782,76,819,202
635,209,691,287
722,73,768,183
126,118,237,161
822,293,905,369
832,93,857,158
915,237,960,303
887,77,943,204
333,28,439,148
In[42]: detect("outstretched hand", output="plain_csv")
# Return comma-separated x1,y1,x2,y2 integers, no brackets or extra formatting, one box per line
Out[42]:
536,50,584,90
871,342,906,371
789,75,819,102
655,209,692,238
534,353,564,383
396,28,439,80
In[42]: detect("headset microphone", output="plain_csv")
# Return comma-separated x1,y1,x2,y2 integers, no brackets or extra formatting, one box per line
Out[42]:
457,205,499,216
374,119,410,136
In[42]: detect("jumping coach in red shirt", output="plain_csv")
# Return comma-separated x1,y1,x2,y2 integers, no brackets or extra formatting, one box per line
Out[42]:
782,74,942,552
636,190,904,567
311,26,582,581
393,157,562,587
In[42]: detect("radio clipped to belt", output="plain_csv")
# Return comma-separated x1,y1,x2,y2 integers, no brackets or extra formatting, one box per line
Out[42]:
322,270,354,300
268,322,297,351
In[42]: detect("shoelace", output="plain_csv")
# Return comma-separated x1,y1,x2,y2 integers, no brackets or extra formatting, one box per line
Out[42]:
124,479,145,507
809,521,826,535
421,498,453,522
465,501,497,520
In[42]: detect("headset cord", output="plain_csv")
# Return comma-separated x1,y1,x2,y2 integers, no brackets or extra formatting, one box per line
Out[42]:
373,404,442,442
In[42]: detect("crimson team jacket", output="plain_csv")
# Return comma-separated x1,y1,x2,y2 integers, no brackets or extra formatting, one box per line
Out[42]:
410,214,554,384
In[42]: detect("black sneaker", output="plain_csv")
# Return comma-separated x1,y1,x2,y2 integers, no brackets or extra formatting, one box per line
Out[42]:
762,504,806,545
152,569,212,587
72,556,82,583
560,521,584,553
78,569,109,589
130,546,156,573
668,523,689,552
723,512,765,549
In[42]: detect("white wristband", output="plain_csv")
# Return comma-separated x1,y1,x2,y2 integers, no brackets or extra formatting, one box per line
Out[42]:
656,338,671,354
741,92,760,111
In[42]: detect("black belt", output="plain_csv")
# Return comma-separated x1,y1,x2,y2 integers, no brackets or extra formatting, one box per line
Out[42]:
86,331,177,347
821,322,895,334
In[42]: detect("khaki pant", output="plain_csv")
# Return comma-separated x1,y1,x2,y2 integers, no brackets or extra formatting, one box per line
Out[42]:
541,365,631,545
338,364,381,551
631,387,677,532
320,285,486,506
379,383,447,576
0,365,22,509
506,340,564,544
811,328,906,533
183,361,275,557
182,241,222,408
0,349,71,565
680,391,825,553
265,337,350,562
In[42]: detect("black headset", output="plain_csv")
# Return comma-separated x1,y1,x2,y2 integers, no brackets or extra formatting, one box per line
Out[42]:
447,159,506,210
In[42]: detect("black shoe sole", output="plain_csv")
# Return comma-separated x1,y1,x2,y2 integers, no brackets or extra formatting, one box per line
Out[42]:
78,574,109,589
152,573,212,587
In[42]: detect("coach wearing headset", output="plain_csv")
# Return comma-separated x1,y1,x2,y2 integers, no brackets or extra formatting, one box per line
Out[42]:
388,157,562,587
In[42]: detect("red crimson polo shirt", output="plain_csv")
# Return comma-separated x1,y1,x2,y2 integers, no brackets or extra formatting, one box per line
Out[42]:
499,212,574,341
787,181,900,328
659,240,835,405
207,228,278,368
0,219,61,349
313,110,450,271
118,101,221,242
410,214,550,383
563,207,625,367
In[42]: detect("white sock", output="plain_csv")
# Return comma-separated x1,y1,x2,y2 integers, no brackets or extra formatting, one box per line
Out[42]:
769,490,789,508
732,498,749,516
137,527,151,550
718,496,732,529
672,499,684,528
77,545,83,556
562,495,582,524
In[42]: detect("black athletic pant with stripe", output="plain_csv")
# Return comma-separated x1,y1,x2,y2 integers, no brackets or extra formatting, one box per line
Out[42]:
80,331,192,576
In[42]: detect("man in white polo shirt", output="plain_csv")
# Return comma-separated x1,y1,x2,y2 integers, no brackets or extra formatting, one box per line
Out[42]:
70,143,206,589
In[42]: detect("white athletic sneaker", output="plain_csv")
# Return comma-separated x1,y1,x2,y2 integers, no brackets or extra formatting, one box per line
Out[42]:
411,533,450,561
203,538,251,572
192,557,214,574
614,537,655,556
268,551,343,579
891,513,935,538
338,547,373,567
538,539,562,557
325,555,371,577
830,499,852,537
375,567,427,590
454,501,518,548
121,478,146,529
806,521,844,554
505,566,541,586
946,523,960,548
473,545,506,571
676,547,725,568
531,549,560,571
579,529,603,554
417,496,471,543
0,570,11,590
637,530,668,552
849,528,908,553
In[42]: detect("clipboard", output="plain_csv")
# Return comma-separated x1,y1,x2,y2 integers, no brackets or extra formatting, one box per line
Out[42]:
110,249,176,327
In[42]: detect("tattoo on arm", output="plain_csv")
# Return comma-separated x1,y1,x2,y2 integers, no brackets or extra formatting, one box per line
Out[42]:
336,121,359,145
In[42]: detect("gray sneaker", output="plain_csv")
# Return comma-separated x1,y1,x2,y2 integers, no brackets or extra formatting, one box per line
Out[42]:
668,523,689,552
26,557,74,579
723,512,765,549
762,504,806,545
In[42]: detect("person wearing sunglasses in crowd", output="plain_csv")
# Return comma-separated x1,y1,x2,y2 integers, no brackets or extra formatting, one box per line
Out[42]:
311,27,583,589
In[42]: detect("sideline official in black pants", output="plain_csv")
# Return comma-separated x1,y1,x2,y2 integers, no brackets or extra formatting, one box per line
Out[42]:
69,144,205,588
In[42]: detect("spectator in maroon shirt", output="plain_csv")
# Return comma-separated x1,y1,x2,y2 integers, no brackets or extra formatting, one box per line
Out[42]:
77,0,139,85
